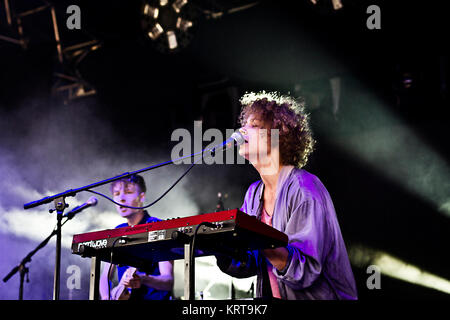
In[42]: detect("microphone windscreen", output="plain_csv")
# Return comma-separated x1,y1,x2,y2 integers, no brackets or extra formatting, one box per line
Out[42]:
87,196,98,206
231,131,245,146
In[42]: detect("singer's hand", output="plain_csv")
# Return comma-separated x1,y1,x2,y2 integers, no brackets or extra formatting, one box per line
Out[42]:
262,247,289,272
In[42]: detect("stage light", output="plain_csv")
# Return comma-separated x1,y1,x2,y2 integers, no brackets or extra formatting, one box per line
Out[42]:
143,4,159,19
321,78,450,218
375,254,450,294
331,0,343,10
337,121,449,217
310,0,343,10
166,30,177,49
176,17,193,32
148,22,164,40
349,244,450,295
141,0,196,53
172,0,187,13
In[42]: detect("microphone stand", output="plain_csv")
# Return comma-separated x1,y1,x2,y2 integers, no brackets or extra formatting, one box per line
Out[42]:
3,231,54,300
3,204,71,300
52,197,67,300
19,133,240,300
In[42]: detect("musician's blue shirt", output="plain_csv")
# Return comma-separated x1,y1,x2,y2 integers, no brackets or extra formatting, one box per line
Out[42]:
115,211,171,300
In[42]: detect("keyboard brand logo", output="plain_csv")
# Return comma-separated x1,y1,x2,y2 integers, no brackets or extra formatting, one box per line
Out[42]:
78,239,108,250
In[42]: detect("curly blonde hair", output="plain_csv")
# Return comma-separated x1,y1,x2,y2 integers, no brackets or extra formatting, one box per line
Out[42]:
239,91,315,168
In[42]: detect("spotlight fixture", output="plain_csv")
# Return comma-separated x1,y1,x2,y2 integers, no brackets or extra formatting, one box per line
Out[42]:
310,0,343,11
141,0,197,53
331,0,343,10
172,0,188,13
143,4,159,19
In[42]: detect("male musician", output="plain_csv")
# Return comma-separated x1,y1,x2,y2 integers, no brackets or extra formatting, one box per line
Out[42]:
99,174,174,300
216,91,358,299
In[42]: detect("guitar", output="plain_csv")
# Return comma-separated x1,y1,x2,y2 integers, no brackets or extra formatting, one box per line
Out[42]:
110,267,137,300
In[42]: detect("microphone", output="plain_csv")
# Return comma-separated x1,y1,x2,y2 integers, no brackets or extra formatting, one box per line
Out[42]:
64,196,98,220
208,130,245,155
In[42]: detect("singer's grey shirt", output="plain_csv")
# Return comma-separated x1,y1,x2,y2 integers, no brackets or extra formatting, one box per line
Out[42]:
217,166,358,300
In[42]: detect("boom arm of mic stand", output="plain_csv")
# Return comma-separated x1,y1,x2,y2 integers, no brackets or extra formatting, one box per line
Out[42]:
24,130,241,210
23,147,210,210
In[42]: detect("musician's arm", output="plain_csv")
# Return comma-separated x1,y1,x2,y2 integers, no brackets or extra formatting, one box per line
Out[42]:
99,262,115,300
263,247,289,272
270,199,329,289
216,250,258,278
140,260,174,291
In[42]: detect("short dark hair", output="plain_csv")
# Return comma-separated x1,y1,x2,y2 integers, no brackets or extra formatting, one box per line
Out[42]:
110,174,147,194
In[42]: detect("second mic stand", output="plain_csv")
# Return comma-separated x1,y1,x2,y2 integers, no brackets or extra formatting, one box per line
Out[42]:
3,198,76,300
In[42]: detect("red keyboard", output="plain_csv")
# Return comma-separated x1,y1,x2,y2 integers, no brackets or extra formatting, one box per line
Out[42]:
71,209,288,268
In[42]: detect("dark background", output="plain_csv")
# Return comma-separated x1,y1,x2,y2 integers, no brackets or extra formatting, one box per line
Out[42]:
0,0,449,300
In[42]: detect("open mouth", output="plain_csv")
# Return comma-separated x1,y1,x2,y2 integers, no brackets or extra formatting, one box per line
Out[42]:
240,140,248,147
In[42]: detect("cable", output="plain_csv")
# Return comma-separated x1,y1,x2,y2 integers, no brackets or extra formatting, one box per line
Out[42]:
189,221,216,300
107,237,128,300
85,154,202,210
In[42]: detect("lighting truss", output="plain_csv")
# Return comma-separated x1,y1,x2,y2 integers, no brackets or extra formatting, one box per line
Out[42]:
0,0,102,103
